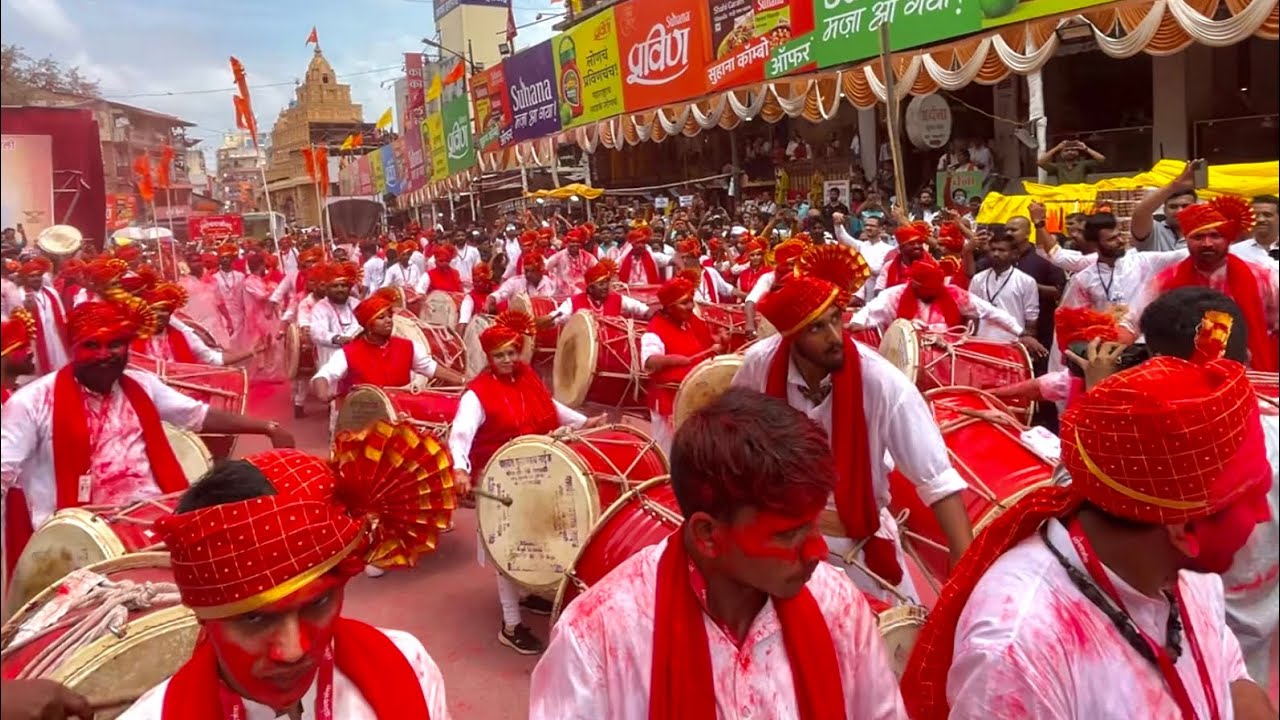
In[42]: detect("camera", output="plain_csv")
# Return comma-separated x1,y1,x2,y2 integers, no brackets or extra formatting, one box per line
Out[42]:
1065,341,1151,379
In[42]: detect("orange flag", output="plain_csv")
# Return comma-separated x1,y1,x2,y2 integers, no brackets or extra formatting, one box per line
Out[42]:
316,147,330,196
442,60,465,86
157,145,175,188
230,57,259,148
301,146,317,182
305,26,319,46
134,155,155,202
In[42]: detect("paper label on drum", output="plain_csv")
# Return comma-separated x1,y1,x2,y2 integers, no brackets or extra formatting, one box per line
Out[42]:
11,568,109,646
77,474,93,503
484,451,591,585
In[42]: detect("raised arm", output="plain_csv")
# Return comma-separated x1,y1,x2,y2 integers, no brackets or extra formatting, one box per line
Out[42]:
1132,161,1196,245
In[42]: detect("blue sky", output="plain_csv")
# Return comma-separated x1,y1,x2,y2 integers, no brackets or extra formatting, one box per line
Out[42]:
1,0,560,159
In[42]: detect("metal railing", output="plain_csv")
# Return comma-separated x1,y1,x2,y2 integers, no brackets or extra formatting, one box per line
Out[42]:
1193,114,1280,164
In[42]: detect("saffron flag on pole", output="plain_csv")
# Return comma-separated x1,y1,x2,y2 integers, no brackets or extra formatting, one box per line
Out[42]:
316,147,330,196
376,107,394,131
306,26,319,46
442,60,465,87
157,144,175,188
301,146,318,182
134,155,155,202
229,56,260,149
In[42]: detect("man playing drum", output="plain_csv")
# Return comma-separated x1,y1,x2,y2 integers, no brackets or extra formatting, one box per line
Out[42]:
456,262,497,335
876,220,932,292
618,228,672,286
849,258,1024,338
309,261,361,368
900,354,1276,719
416,245,465,294
530,388,907,719
545,259,650,328
383,240,423,290
490,251,557,311
118,444,452,719
134,282,260,366
15,257,69,376
311,291,466,402
673,238,736,304
543,226,599,296
447,311,604,655
732,274,974,604
1,679,91,719
0,299,295,532
641,277,722,455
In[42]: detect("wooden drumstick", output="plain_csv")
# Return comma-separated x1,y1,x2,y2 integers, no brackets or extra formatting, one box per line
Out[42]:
473,488,514,507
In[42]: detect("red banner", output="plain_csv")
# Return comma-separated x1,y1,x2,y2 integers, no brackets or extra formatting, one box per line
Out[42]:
405,53,427,129
105,193,140,231
471,64,512,153
615,0,712,113
705,0,813,90
188,214,244,241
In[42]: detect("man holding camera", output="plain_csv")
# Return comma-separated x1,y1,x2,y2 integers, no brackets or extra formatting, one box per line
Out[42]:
1037,139,1105,185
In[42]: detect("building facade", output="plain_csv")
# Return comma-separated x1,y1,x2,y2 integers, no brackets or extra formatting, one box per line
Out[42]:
216,131,268,215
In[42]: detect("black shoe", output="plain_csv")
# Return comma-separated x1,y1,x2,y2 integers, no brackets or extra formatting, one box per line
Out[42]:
293,405,305,419
519,595,553,616
499,623,545,655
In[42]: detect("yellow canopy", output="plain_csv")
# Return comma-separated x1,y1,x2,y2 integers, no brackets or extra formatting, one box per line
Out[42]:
526,183,605,200
976,159,1279,224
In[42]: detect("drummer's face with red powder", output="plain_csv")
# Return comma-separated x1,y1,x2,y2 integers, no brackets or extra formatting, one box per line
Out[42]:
489,345,519,377
713,506,828,600
205,575,347,711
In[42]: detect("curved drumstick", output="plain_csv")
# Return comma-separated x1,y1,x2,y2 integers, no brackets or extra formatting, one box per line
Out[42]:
473,488,513,507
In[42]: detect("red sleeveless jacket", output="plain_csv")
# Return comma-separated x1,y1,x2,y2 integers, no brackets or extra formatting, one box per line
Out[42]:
465,363,559,473
645,312,714,415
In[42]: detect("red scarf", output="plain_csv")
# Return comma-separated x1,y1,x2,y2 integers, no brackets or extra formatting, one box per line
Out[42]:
342,336,414,388
763,334,901,584
700,269,721,304
465,363,560,472
895,285,962,329
737,265,770,294
28,288,68,373
427,267,463,293
648,533,844,720
294,270,308,294
1163,256,1277,371
646,312,713,415
51,367,189,510
132,326,198,364
620,248,660,285
883,250,908,288
570,292,622,316
161,617,430,720
939,256,969,290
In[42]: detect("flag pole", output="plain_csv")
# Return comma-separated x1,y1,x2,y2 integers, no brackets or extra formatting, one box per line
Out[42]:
150,197,165,277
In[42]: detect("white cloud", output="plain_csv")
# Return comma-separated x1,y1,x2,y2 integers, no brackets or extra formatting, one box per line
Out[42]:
5,0,79,42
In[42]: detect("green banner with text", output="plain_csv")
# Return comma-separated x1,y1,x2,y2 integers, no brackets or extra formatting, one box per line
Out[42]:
443,94,476,176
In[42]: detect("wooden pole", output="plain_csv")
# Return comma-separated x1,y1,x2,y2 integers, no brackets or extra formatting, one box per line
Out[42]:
878,25,908,208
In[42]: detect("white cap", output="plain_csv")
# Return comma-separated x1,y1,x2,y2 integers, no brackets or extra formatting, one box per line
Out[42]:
730,225,748,237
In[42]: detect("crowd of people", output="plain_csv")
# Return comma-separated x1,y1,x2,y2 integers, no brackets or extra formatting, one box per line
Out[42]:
0,156,1276,719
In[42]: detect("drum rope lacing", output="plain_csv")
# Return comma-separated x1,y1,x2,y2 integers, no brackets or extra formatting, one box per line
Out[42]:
564,486,683,594
589,318,646,404
549,427,665,491
2,579,181,679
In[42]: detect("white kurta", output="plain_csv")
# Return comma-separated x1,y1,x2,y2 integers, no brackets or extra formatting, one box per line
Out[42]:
212,270,246,337
1231,239,1280,269
311,339,441,386
694,267,736,304
457,294,481,326
619,249,673,285
361,256,386,296
1124,256,1279,335
967,266,1040,342
529,540,907,720
308,297,360,366
0,277,22,318
21,287,70,374
834,226,897,301
852,284,1023,337
743,271,776,305
384,262,422,290
638,332,675,454
0,370,209,526
731,336,967,602
491,276,558,304
118,628,452,720
947,518,1249,719
140,319,224,365
447,391,586,473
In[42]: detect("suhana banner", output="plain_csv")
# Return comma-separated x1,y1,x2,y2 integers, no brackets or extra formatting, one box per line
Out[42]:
553,8,626,129
707,0,815,89
506,40,562,143
792,0,1114,75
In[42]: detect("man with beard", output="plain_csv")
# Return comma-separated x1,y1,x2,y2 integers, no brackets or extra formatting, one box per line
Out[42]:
834,213,894,302
0,299,295,534
875,221,932,292
15,256,68,376
118,443,451,719
283,262,330,418
308,261,362,369
1126,197,1278,370
529,388,906,718
1132,174,1198,253
546,259,649,327
1230,194,1279,267
544,227,599,295
618,228,672,286
850,258,1023,338
133,283,259,366
1059,212,1139,311
640,277,723,455
733,274,973,604
901,354,1275,719
490,251,557,310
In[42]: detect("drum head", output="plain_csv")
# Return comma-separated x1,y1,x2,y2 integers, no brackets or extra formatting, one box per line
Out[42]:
509,292,534,317
672,354,744,429
163,423,212,483
4,511,129,621
477,435,605,593
463,315,496,379
334,385,396,435
877,605,929,679
879,319,920,383
422,291,459,327
553,311,599,408
283,323,301,378
757,315,778,339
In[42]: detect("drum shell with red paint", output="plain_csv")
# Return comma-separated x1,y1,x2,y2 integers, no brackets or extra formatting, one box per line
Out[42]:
554,312,647,409
696,303,752,352
334,385,461,442
126,357,247,460
888,387,1055,584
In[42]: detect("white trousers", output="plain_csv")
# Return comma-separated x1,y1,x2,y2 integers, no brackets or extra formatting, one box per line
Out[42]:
824,507,920,606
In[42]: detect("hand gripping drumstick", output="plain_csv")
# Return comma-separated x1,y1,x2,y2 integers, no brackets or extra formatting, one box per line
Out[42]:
473,488,514,507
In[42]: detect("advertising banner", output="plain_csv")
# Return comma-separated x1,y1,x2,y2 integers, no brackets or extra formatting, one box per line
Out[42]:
707,0,815,88
506,41,562,143
188,214,244,241
937,170,986,210
369,149,386,194
616,0,711,112
553,8,625,129
425,113,449,181
404,124,429,192
805,0,1113,71
105,193,140,231
381,142,404,196
404,52,428,129
471,64,512,153
356,156,373,195
0,134,54,239
443,94,476,175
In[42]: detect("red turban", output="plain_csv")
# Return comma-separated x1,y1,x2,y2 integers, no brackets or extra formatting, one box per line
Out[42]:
907,257,946,293
83,258,129,290
564,228,586,245
1054,306,1120,351
480,311,535,354
901,356,1270,717
18,256,51,278
59,258,85,282
398,240,418,256
113,244,142,263
772,238,809,268
328,261,361,285
472,262,493,286
432,244,455,264
894,221,932,246
626,228,648,245
309,262,332,285
708,238,724,253
521,251,545,272
798,244,871,306
658,277,695,308
2,308,35,359
200,253,218,270
675,238,701,256
67,298,155,346
120,264,159,295
937,222,966,253
354,294,394,328
1178,195,1256,240
216,242,238,258
299,247,324,265
518,230,539,250
584,258,616,285
141,283,188,311
156,433,454,619
743,239,766,255
757,275,839,336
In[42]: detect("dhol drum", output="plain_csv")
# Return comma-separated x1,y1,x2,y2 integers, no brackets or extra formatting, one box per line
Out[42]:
615,283,662,307
879,319,1034,424
334,384,461,442
3,489,188,622
127,356,247,460
1,553,198,718
510,293,560,367
888,387,1058,587
554,311,647,410
477,425,668,593
1247,370,1279,416
172,311,222,351
462,315,536,379
672,354,743,429
282,323,317,379
695,303,752,352
419,290,463,328
392,312,466,375
553,476,682,620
